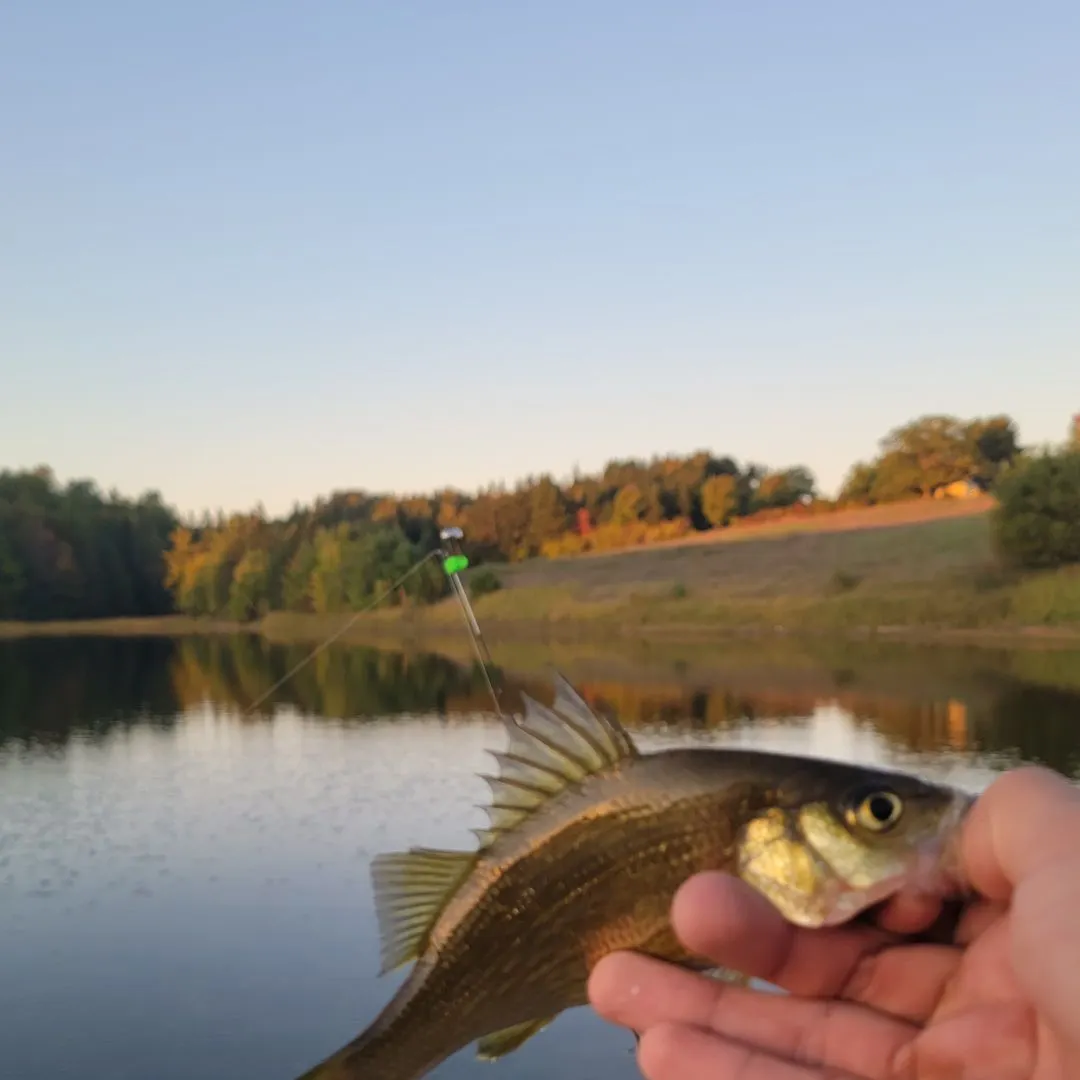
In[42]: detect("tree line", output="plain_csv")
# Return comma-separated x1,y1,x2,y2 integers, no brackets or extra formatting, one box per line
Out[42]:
1,412,1076,622
0,466,177,621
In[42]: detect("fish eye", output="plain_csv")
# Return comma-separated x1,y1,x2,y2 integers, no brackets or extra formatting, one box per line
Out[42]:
847,790,904,833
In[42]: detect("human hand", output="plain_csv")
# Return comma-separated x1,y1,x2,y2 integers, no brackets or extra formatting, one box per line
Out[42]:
587,766,1080,1079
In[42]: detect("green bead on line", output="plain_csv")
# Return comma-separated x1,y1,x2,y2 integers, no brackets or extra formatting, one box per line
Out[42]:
442,554,469,575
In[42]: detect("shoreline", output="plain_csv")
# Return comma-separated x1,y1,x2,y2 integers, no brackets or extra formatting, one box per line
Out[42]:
2,608,1080,651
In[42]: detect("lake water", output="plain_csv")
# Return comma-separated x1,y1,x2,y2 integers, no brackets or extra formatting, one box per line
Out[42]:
3,633,1080,1079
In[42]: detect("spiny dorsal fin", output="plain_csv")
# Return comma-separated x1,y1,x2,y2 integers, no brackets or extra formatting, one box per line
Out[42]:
472,672,639,851
551,672,638,761
370,847,476,974
476,1016,555,1061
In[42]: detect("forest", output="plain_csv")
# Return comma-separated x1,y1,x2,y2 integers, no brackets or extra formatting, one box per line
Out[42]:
0,467,177,620
0,412,1074,623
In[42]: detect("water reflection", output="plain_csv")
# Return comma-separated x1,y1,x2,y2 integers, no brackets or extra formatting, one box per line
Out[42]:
2,633,1080,1079
171,634,493,721
2,634,1079,776
0,636,181,746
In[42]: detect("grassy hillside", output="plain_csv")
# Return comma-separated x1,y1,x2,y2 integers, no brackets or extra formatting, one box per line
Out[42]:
484,498,996,596
257,497,1080,645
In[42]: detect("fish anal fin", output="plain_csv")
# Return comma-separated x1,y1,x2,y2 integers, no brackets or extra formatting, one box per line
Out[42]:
476,1016,555,1061
370,846,475,974
477,672,639,853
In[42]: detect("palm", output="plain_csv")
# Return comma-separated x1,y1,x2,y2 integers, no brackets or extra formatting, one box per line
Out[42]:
588,875,1076,1080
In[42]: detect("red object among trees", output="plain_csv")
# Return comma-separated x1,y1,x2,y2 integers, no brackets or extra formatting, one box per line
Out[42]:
576,507,593,535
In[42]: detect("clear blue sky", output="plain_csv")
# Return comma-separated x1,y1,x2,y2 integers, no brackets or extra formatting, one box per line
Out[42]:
2,2,1077,517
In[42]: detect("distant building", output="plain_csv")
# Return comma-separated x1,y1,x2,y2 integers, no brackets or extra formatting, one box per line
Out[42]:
931,478,987,500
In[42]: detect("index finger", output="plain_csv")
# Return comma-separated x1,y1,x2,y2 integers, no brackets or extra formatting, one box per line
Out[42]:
960,765,1080,902
671,872,890,997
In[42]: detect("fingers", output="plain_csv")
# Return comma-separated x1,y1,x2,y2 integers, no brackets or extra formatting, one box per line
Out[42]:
873,889,946,936
839,943,959,1024
893,1002,1036,1080
954,898,1006,945
590,951,916,1080
636,1023,847,1080
961,765,1080,902
665,873,962,1023
670,872,890,997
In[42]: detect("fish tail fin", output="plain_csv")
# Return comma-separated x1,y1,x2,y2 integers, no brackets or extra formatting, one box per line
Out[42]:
290,975,452,1080
291,1037,407,1080
292,1038,447,1080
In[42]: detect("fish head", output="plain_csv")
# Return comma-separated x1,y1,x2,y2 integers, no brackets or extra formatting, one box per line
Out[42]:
736,763,973,929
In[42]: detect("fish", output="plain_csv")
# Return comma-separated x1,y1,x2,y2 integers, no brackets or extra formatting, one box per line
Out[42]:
295,673,972,1080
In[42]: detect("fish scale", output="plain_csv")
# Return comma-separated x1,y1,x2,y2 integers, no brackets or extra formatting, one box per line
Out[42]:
295,673,971,1080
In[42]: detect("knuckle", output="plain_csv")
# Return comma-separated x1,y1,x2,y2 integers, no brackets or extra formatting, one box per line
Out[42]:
636,1023,686,1080
790,1001,830,1065
842,951,882,1002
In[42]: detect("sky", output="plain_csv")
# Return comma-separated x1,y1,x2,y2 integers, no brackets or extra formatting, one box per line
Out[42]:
2,2,1077,517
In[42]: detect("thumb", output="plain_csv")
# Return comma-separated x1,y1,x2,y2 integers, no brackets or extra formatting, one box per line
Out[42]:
959,766,1080,1052
896,1002,1034,1079
960,766,1080,903
1010,859,1080,1050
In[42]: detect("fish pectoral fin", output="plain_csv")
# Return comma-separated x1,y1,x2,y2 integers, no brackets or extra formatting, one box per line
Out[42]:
370,847,476,974
700,965,751,987
475,1017,556,1061
671,957,751,987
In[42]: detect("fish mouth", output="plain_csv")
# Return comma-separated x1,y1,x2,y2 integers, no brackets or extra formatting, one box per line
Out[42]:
816,875,909,927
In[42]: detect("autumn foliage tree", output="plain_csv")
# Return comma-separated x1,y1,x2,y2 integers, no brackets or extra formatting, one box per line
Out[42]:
151,448,827,617
164,513,445,621
700,475,737,527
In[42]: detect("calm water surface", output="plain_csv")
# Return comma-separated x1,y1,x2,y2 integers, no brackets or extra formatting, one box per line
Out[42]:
3,634,1080,1079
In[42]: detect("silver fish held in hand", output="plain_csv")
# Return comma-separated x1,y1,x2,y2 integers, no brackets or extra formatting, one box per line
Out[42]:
295,674,973,1080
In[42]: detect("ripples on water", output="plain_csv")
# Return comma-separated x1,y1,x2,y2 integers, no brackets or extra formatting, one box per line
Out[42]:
1,634,1079,1079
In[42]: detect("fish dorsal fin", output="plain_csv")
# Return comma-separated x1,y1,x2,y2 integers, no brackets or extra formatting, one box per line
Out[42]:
370,846,476,974
473,673,639,852
476,1016,555,1061
551,672,638,761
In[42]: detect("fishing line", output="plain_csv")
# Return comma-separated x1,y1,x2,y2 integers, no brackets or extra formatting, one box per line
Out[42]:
438,527,504,717
245,549,441,714
244,528,505,717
